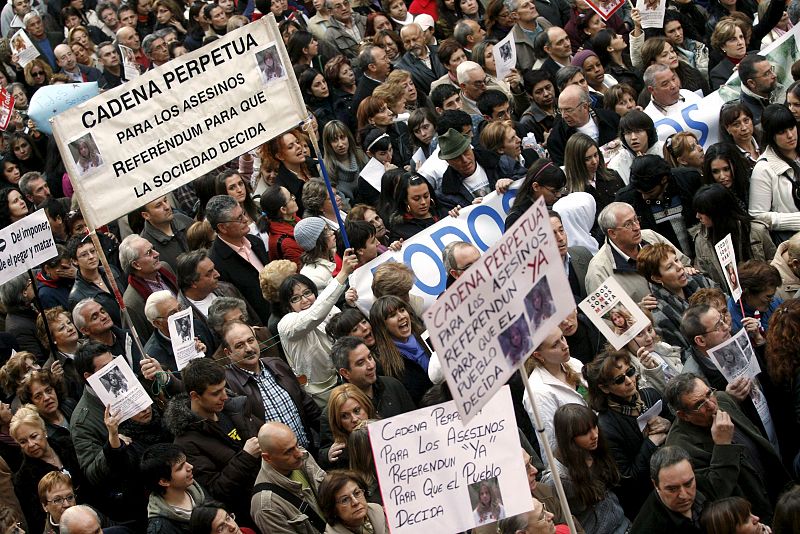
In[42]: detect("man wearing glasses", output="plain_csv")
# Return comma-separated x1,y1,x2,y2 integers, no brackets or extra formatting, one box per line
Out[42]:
586,201,692,304
547,84,619,166
322,0,366,59
207,195,271,324
664,373,789,524
680,304,780,451
738,54,779,125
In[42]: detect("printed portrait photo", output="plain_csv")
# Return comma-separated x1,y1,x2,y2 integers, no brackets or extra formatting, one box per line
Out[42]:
713,345,747,378
498,315,533,368
524,275,555,333
99,367,128,398
175,316,192,343
725,262,739,291
68,133,103,177
602,304,636,335
468,477,506,526
255,44,286,86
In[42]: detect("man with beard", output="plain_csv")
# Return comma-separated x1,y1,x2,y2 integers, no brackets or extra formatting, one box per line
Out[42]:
738,54,779,125
397,22,447,95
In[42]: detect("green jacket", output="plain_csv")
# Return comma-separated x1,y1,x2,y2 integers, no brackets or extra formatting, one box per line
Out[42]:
146,481,206,534
665,392,789,524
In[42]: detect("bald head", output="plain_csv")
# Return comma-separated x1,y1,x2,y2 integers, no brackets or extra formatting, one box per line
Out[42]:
557,84,590,128
60,505,101,534
400,23,425,57
258,422,305,475
54,44,77,71
116,26,140,50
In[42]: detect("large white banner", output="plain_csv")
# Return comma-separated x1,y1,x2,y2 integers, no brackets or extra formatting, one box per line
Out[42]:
0,209,57,285
369,386,531,534
423,198,574,421
350,182,520,315
652,23,800,148
51,16,306,228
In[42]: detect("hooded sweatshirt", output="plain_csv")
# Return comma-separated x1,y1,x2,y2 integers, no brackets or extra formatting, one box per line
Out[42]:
146,481,206,534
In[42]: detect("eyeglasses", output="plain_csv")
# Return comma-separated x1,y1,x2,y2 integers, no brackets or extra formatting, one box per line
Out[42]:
755,65,776,78
615,216,641,231
220,212,247,224
687,388,716,412
336,488,366,506
289,289,315,304
542,185,567,196
284,193,296,205
139,247,156,259
468,77,490,88
47,493,76,506
703,319,727,335
214,513,236,534
556,102,586,116
611,366,636,385
31,70,45,77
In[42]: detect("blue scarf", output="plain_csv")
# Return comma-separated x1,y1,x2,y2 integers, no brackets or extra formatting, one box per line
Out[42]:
395,335,430,371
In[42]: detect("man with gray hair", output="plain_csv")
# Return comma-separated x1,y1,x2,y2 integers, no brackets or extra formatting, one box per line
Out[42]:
509,0,552,72
54,43,102,83
397,22,447,94
207,195,270,323
442,241,481,289
457,60,488,115
143,289,211,377
663,373,788,525
352,44,391,117
585,202,691,304
119,234,179,341
18,171,50,206
22,9,61,69
322,0,366,59
643,63,702,121
142,33,169,68
771,231,800,299
453,19,485,59
547,83,619,165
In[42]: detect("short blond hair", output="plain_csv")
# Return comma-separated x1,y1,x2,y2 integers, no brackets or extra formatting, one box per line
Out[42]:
259,260,298,302
372,262,415,297
9,403,46,439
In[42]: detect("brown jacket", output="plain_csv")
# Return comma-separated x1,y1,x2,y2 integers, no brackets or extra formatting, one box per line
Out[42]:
771,239,800,300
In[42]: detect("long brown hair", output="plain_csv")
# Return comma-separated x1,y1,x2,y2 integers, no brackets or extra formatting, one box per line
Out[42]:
369,295,426,378
766,300,800,386
326,384,376,443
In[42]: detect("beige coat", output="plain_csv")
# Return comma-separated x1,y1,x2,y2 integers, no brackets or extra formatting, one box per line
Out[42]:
771,239,800,300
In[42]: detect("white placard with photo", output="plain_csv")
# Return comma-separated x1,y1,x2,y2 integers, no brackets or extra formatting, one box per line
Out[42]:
86,356,153,422
635,0,667,28
707,327,761,383
167,307,203,370
579,276,649,350
493,31,517,82
10,30,40,67
715,233,742,302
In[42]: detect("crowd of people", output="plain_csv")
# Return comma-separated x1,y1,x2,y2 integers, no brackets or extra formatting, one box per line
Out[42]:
3,0,800,532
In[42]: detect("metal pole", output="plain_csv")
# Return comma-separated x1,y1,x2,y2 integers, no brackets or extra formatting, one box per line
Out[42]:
303,116,351,249
519,367,578,534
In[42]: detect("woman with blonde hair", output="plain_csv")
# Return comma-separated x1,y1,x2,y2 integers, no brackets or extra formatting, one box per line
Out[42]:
479,120,526,180
321,384,376,469
10,405,84,532
564,133,624,213
663,131,705,177
22,59,53,92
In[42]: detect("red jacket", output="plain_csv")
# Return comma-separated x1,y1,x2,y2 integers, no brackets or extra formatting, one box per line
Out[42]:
409,0,438,18
267,216,303,268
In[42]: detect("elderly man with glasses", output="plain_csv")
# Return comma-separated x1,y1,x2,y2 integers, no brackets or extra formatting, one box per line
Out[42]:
547,84,619,166
322,0,366,59
586,202,693,305
663,373,789,525
679,304,782,453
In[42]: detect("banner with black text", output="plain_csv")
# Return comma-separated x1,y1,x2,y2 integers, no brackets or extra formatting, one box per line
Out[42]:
51,15,306,228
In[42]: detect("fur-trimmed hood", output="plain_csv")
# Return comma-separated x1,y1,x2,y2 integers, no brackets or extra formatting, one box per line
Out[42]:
163,392,249,437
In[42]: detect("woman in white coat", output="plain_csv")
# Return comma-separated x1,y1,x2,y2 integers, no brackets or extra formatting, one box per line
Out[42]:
606,110,664,185
750,104,800,242
277,249,358,407
524,326,587,454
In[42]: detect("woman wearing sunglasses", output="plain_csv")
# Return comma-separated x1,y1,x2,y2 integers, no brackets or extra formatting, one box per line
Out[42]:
583,349,672,519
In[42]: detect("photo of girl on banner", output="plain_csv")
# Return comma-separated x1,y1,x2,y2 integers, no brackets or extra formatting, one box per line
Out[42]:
498,315,533,367
524,275,555,332
469,477,506,526
256,43,286,85
579,276,649,349
68,133,103,177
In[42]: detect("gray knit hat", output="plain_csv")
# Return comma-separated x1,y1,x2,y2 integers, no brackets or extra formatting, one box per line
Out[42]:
294,217,327,251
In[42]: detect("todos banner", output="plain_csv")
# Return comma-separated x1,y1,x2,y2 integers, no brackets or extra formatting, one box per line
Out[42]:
51,15,306,228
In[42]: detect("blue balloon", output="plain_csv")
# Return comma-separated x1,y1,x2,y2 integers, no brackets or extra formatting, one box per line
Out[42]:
27,82,99,135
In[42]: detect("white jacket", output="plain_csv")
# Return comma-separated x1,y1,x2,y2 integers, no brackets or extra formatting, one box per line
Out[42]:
523,358,587,454
299,258,336,291
277,279,344,396
606,140,665,185
749,146,800,231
